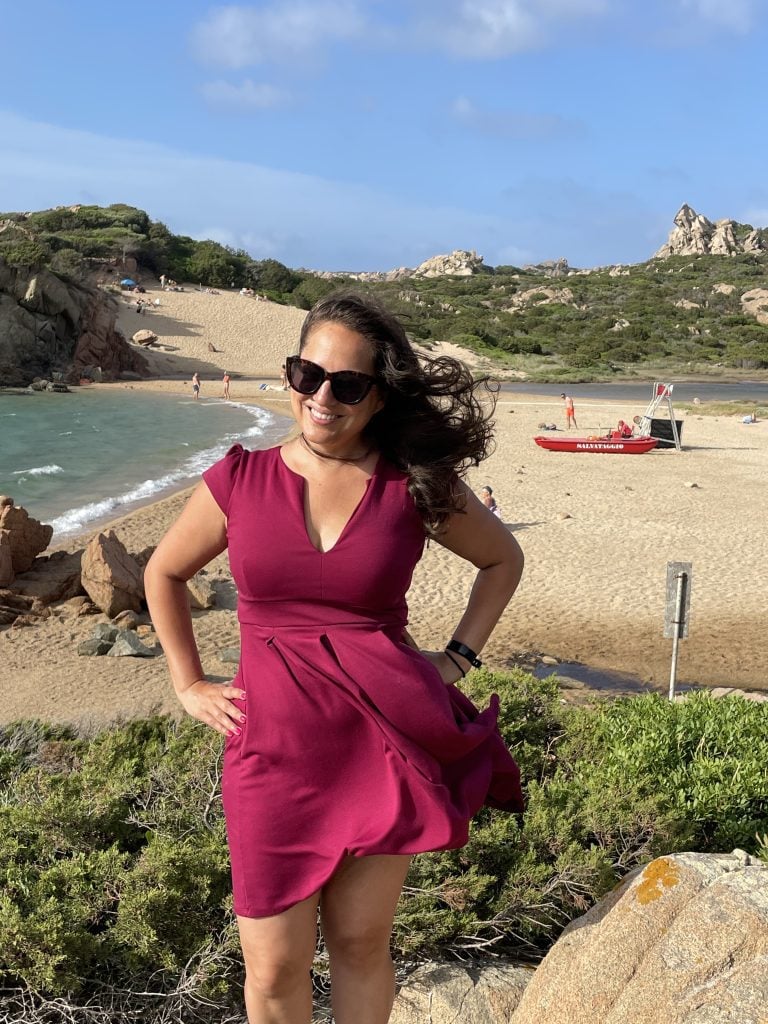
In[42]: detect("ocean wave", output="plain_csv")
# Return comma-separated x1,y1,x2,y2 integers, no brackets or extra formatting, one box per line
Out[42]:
50,402,279,536
12,464,64,477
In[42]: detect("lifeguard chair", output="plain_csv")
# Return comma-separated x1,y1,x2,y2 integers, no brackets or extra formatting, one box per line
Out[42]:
635,383,682,450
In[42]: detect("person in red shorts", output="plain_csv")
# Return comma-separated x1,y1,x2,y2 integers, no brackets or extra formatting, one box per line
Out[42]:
560,392,577,429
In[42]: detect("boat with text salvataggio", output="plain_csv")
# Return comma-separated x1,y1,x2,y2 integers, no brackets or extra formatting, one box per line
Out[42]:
534,435,658,454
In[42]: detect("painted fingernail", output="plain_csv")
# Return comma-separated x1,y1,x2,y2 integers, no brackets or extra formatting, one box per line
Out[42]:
233,727,242,736
240,715,246,723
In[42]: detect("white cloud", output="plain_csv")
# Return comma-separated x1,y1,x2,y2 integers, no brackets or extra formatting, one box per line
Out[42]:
679,0,755,32
411,0,609,58
0,111,517,271
450,95,583,139
200,79,289,109
191,1,366,69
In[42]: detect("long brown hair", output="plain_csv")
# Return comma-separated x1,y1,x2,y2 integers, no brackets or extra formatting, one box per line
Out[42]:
299,292,497,533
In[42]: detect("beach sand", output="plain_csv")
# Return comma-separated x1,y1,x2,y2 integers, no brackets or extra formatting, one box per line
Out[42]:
1,284,766,727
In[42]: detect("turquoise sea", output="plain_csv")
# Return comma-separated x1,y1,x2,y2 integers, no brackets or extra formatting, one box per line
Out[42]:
0,389,289,538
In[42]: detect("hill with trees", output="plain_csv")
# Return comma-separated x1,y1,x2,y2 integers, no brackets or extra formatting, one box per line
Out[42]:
1,202,767,380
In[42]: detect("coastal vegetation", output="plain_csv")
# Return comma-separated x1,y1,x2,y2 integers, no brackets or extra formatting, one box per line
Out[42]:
1,671,766,1022
2,203,768,380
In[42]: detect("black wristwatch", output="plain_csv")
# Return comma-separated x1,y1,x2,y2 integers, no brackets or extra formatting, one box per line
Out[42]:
445,640,483,669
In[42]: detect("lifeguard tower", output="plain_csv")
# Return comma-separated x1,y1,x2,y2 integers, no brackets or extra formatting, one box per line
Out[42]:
635,383,682,450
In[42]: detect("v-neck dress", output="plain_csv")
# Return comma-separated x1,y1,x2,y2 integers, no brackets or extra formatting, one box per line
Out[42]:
203,443,523,919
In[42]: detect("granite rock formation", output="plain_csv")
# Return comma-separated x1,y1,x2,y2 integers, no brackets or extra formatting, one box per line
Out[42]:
654,204,767,259
509,850,768,1024
0,258,149,386
0,495,54,586
80,530,144,617
390,963,532,1024
308,249,489,282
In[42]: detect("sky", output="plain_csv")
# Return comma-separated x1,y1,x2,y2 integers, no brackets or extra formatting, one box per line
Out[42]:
2,0,768,271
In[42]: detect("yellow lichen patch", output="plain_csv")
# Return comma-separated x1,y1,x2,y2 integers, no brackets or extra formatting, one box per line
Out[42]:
635,857,681,905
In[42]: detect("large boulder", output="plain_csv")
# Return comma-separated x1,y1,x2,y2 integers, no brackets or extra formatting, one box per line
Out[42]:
131,329,158,346
510,850,768,1024
390,963,532,1024
11,550,85,603
80,530,144,617
0,497,53,581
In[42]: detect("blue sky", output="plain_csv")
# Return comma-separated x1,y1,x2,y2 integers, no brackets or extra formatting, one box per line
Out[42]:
2,0,767,271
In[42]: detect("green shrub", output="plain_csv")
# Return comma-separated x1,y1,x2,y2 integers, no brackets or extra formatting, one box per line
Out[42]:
1,674,767,1018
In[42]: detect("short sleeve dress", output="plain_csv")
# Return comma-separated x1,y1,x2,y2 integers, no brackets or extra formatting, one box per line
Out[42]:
203,444,523,919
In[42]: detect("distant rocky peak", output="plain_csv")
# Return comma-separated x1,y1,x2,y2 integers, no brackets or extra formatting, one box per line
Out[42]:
654,204,766,258
307,249,488,283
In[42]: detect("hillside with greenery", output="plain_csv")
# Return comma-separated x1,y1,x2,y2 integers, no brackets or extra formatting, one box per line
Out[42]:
1,672,766,1022
2,203,768,379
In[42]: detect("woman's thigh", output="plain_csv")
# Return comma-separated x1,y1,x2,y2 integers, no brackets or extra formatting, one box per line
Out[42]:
237,891,321,976
320,855,412,952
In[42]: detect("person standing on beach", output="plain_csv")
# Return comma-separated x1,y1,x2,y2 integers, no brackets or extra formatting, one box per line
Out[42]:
192,372,201,400
561,392,577,429
280,362,288,390
222,372,231,400
144,292,524,1024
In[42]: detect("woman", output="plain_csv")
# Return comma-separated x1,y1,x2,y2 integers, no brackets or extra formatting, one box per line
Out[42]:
144,293,524,1024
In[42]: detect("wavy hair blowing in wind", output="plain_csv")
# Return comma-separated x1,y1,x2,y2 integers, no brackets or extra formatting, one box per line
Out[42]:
299,292,498,533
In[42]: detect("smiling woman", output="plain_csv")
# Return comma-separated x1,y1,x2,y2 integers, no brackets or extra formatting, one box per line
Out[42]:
143,291,525,1024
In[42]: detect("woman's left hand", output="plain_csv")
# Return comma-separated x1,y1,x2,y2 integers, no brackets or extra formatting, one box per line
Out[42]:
420,649,465,686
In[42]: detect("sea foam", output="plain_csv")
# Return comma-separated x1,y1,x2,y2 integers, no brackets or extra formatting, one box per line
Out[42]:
49,402,277,537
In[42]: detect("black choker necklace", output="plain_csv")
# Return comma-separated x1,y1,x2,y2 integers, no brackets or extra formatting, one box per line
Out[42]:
300,433,372,464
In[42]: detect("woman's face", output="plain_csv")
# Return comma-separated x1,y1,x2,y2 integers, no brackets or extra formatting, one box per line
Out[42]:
291,321,385,454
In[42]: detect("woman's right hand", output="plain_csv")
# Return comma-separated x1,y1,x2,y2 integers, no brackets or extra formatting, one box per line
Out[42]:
177,680,247,737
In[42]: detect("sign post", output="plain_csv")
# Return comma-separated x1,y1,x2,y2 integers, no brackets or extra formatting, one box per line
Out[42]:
664,562,692,700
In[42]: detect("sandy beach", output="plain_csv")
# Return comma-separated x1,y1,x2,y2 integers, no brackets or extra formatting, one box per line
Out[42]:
1,283,766,727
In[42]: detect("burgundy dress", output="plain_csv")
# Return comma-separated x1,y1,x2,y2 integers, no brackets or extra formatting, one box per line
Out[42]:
203,444,523,919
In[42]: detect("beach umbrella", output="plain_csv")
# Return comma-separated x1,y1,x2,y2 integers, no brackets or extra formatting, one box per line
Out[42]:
120,278,137,286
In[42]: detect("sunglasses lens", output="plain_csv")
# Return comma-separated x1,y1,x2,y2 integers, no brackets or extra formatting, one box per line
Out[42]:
331,374,371,404
289,358,323,394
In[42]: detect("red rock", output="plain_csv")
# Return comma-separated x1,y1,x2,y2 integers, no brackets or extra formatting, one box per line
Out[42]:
80,530,144,617
0,501,54,578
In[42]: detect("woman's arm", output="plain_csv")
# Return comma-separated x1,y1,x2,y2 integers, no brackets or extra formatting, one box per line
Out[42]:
422,482,524,684
143,483,246,736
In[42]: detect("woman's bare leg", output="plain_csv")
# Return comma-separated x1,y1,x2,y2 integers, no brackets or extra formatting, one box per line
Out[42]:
320,855,412,1024
237,891,321,1024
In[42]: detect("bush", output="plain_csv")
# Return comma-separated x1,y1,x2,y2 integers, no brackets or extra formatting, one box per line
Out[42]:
1,679,767,1019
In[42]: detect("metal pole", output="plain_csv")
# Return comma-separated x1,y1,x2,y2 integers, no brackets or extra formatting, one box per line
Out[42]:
668,572,686,700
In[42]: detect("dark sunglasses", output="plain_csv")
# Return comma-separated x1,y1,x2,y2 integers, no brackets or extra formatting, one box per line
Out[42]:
286,355,378,405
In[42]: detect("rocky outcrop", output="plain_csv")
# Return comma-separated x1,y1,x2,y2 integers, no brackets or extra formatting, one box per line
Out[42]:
506,286,577,311
80,530,144,617
307,249,490,282
522,258,571,277
741,287,768,325
654,204,767,259
11,550,84,603
390,963,532,1024
0,258,149,386
0,496,53,585
509,850,768,1024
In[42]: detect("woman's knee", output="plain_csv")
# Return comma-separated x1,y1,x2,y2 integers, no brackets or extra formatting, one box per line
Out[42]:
244,954,312,1001
324,924,392,969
